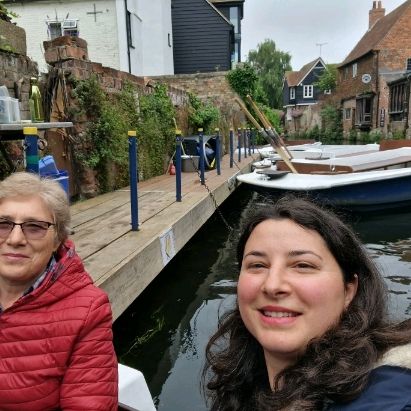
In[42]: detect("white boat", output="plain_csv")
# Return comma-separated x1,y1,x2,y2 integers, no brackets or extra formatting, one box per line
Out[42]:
238,148,411,211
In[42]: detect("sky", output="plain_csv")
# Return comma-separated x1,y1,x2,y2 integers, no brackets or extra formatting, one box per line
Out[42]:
241,0,406,70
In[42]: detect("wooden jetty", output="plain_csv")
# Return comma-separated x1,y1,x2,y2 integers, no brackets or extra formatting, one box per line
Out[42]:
70,154,255,320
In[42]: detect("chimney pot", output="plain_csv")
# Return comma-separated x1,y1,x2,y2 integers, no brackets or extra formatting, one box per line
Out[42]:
373,1,377,8
369,1,385,29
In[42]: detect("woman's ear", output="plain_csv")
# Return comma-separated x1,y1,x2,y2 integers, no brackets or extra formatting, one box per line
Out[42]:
344,274,358,309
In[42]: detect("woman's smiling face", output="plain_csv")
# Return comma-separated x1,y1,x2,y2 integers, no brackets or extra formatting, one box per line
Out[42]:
237,218,357,375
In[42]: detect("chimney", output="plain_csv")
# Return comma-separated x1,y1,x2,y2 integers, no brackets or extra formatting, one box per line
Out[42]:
369,1,385,29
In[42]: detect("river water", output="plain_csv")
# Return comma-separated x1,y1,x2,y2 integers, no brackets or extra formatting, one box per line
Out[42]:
113,186,411,410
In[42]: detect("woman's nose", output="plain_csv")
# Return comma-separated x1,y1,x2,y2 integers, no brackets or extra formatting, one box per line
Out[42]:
261,265,291,297
6,225,27,245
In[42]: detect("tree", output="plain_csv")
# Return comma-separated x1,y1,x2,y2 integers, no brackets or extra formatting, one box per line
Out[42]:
315,64,338,92
247,39,292,109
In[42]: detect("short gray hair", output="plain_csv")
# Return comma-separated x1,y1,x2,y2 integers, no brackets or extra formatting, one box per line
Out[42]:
0,172,71,243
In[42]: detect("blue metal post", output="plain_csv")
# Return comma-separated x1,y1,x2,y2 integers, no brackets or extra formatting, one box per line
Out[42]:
128,130,139,231
229,128,234,168
199,128,205,185
237,128,242,162
251,128,256,153
247,128,251,156
23,127,39,173
215,128,221,175
243,127,247,158
175,130,182,202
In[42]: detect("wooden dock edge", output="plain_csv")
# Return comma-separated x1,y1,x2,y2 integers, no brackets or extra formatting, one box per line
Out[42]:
97,164,251,321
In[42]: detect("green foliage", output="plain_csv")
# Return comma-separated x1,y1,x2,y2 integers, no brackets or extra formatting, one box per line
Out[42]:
187,92,220,134
247,39,292,109
226,62,258,101
0,34,13,52
138,83,176,179
392,129,406,140
314,64,338,92
73,77,175,191
0,1,18,22
320,104,343,142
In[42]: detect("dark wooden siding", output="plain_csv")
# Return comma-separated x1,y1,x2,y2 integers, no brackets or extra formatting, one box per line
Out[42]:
172,0,234,74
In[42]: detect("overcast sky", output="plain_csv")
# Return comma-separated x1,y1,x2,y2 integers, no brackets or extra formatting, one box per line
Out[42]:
241,0,405,70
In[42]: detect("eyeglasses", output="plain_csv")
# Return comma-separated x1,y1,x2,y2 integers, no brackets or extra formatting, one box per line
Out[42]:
0,218,55,240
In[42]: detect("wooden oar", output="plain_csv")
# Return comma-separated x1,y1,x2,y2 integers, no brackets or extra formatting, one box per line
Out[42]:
235,97,298,174
246,95,293,160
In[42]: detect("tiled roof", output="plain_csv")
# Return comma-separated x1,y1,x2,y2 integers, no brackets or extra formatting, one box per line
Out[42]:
285,57,324,86
340,0,411,66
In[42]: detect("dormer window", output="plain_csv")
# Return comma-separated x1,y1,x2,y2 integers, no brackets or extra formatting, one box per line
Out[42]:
303,85,313,98
289,87,295,100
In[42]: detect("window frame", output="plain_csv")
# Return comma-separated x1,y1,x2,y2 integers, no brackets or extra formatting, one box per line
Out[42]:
289,87,295,100
303,85,313,99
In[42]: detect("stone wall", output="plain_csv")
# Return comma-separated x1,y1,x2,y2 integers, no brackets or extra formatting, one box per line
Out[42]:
150,72,246,134
0,20,26,55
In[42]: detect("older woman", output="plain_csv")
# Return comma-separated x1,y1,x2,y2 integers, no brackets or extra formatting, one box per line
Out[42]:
203,196,411,411
0,172,118,410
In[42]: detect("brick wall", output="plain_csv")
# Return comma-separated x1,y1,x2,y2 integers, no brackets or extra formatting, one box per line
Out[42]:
0,50,38,119
150,72,246,133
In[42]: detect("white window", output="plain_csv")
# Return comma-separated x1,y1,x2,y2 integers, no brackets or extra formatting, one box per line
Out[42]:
352,63,358,77
289,87,295,99
48,22,62,40
344,108,351,120
303,85,313,98
406,58,411,72
47,20,79,40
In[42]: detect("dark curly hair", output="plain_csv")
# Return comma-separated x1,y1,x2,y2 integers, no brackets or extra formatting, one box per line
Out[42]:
202,196,411,411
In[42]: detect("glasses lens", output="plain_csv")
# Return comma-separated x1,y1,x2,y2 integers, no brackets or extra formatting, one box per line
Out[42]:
0,220,13,238
22,222,50,239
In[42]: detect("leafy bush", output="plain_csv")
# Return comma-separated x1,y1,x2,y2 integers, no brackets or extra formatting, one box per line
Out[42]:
320,104,343,143
187,92,220,134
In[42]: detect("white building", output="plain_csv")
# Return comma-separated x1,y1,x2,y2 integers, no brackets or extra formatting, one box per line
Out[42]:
6,0,174,76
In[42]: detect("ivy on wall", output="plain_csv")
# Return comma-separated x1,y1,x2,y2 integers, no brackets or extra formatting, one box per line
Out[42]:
187,92,220,134
72,76,175,192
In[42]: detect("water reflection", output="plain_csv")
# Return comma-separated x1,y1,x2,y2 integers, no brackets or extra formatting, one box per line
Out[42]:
113,187,411,411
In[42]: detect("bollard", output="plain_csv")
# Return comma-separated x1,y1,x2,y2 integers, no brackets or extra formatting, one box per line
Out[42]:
247,128,251,156
243,127,247,159
237,128,242,162
128,130,139,231
229,128,234,168
175,130,182,202
251,128,256,153
198,128,205,185
23,127,39,173
215,128,221,175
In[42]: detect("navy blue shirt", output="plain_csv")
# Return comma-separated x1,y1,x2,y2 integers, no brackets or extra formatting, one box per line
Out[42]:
329,366,411,411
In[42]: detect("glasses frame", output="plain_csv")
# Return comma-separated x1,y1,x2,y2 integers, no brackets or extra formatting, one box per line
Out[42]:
0,218,56,240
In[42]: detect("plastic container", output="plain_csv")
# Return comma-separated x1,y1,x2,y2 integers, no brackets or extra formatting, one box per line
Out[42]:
181,155,199,172
0,85,9,97
53,170,69,198
0,97,12,123
39,155,59,176
10,98,20,122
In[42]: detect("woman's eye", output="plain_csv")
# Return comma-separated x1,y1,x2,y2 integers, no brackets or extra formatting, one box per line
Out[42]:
294,262,316,270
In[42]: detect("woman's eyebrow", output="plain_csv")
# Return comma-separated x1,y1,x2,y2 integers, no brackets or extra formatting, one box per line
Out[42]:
288,250,323,260
243,250,267,259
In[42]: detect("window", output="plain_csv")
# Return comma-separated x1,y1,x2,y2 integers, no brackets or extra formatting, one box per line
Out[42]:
344,66,349,79
352,63,358,77
229,7,239,33
63,28,79,37
356,96,373,127
389,82,406,121
344,108,351,120
289,87,295,100
406,58,411,72
48,22,62,40
324,89,331,95
303,85,313,98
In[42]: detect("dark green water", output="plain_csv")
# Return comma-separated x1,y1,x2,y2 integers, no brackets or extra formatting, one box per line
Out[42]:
113,186,411,410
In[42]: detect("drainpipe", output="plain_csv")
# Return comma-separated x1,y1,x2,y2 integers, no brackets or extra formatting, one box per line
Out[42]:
125,0,131,73
375,51,380,130
405,74,411,133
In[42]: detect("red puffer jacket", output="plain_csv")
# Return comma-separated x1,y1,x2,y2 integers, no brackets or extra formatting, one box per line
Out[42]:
0,240,118,410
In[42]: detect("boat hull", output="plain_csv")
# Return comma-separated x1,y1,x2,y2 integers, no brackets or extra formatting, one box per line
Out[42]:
237,169,411,212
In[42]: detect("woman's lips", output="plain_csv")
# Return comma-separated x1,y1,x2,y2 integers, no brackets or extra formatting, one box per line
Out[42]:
259,306,301,325
2,253,29,260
